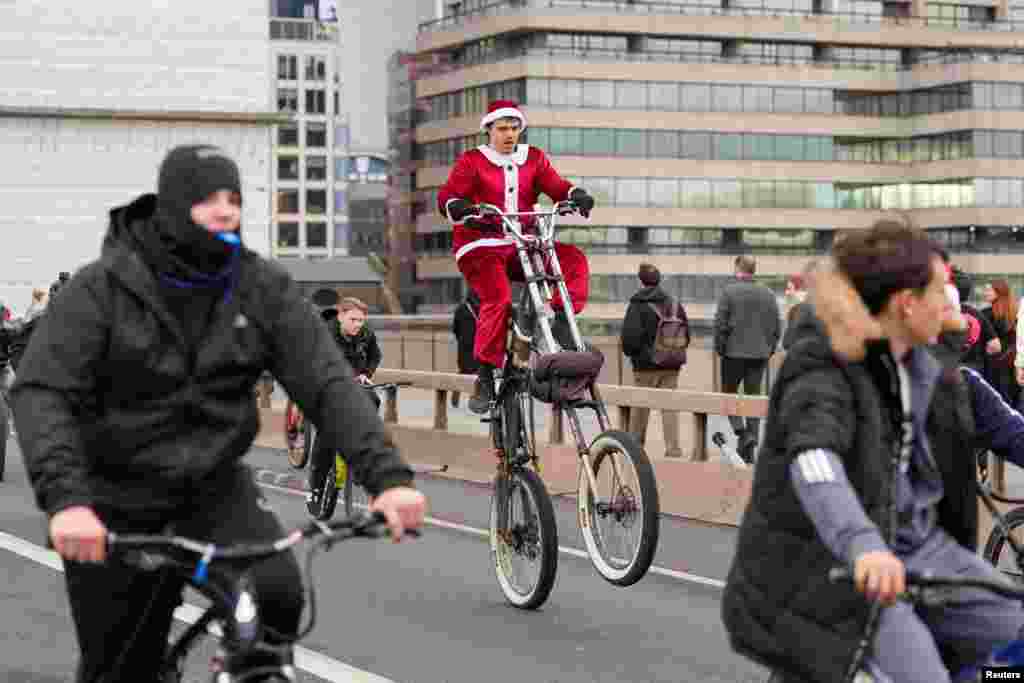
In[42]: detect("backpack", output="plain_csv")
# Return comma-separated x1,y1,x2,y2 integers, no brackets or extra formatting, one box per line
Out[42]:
647,298,689,369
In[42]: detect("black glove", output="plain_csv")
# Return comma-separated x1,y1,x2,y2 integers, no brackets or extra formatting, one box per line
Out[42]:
446,198,479,223
570,188,594,218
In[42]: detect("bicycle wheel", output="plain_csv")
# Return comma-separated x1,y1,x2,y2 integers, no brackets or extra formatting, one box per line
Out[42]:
489,467,558,610
0,395,7,482
578,429,660,586
308,454,340,521
983,507,1024,582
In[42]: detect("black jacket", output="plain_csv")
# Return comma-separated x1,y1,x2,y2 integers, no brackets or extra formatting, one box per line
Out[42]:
722,317,973,682
331,323,382,378
452,298,480,375
620,285,690,371
11,194,412,516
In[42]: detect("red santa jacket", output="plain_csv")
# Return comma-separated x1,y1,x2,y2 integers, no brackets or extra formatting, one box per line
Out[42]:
437,144,575,263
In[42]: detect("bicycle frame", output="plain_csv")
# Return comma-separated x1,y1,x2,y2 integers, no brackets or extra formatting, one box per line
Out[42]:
108,512,410,681
476,202,613,507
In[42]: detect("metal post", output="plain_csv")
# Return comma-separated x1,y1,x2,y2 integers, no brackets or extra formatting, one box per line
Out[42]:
384,386,399,423
691,412,708,462
434,389,448,430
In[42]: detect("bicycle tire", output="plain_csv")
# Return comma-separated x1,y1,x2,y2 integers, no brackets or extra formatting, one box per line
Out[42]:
0,395,7,482
489,467,558,610
578,429,660,587
308,455,340,521
982,506,1024,582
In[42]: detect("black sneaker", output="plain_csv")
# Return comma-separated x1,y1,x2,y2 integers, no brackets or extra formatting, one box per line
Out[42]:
468,367,495,415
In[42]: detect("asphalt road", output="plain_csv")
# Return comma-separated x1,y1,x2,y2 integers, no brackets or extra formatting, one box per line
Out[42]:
0,435,767,683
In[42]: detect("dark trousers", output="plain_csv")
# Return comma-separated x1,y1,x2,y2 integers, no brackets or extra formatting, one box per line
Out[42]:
64,466,304,683
309,386,381,492
720,356,768,438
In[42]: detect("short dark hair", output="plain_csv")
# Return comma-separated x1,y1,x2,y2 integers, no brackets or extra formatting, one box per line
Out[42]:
735,255,756,275
832,219,940,315
638,263,660,286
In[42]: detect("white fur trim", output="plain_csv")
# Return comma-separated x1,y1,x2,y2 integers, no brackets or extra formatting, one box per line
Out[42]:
477,144,529,167
455,237,515,262
480,106,526,131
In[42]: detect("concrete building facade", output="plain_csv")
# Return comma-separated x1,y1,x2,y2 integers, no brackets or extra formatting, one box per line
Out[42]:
0,1,281,313
406,0,1024,314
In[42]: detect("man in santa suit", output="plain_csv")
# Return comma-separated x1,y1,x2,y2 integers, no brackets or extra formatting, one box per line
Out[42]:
438,99,595,414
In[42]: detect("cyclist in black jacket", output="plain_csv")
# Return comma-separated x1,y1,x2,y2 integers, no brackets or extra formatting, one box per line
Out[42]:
10,145,426,683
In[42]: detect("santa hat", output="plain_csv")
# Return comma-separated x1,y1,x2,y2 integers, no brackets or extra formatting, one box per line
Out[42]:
480,100,526,132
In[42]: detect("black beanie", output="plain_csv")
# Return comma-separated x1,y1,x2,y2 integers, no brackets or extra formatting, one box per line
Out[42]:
156,145,242,229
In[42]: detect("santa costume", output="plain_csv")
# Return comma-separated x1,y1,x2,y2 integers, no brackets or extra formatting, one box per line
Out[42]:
437,100,591,370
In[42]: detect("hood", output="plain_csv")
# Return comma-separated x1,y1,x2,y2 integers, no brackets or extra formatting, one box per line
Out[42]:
105,193,159,253
629,285,670,304
786,302,827,348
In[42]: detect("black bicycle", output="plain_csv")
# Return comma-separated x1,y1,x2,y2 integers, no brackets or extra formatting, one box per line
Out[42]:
104,510,417,682
476,202,660,609
979,451,1024,583
305,381,412,521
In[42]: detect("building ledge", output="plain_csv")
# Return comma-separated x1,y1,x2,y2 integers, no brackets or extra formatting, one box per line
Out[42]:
0,106,291,125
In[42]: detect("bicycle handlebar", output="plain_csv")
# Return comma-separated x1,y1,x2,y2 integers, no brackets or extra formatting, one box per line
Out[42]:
828,566,1024,601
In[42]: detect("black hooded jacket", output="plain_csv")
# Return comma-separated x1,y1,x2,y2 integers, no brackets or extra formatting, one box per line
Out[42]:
620,285,690,371
11,194,413,516
721,313,978,682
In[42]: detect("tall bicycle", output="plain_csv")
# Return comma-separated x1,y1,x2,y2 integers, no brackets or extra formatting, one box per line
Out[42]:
979,451,1024,582
105,510,418,682
477,201,660,609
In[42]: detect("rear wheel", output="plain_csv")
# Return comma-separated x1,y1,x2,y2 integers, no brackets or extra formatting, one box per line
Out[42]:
489,467,558,610
983,507,1024,583
285,405,308,470
578,429,660,586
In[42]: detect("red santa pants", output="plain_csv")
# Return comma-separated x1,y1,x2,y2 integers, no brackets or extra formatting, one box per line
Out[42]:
456,241,590,368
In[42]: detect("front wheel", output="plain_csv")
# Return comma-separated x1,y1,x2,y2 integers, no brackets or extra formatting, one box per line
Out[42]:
308,453,341,521
983,507,1024,583
343,460,369,517
489,468,558,610
578,430,660,587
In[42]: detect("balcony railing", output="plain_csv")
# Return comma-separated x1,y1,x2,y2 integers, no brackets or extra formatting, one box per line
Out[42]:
270,18,339,42
418,0,1021,34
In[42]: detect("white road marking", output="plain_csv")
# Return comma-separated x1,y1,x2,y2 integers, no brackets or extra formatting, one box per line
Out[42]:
0,530,397,683
257,481,727,590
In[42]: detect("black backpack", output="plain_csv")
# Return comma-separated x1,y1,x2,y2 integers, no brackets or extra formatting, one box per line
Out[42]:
647,298,689,369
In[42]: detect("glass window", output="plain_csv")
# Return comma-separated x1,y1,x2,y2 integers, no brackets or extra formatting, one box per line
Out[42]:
306,221,327,248
582,128,615,156
306,122,327,148
973,82,993,110
586,177,615,205
278,156,299,181
993,83,1023,110
712,180,742,208
648,82,679,111
582,80,615,108
805,88,833,114
648,130,680,158
306,156,327,181
715,134,743,160
711,84,743,113
526,127,549,150
973,131,993,158
681,132,712,160
277,55,297,80
648,179,678,208
277,123,299,147
615,81,647,109
616,129,647,157
774,88,805,114
615,178,647,206
305,89,326,115
681,179,711,208
549,128,582,155
549,80,570,107
277,190,299,214
526,75,548,107
306,189,327,214
680,83,711,112
814,183,835,209
305,55,326,81
334,188,347,215
993,131,1023,158
564,79,583,107
277,222,299,248
775,181,805,208
277,88,298,113
775,135,804,161
745,86,773,113
745,135,775,161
